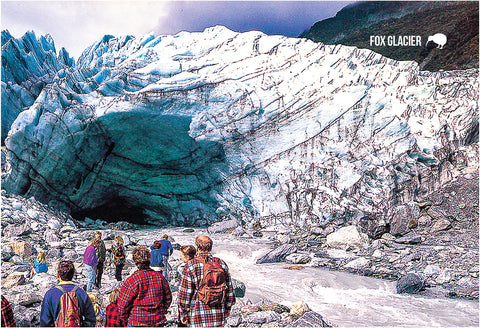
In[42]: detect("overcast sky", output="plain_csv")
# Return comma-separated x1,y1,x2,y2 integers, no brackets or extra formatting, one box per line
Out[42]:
1,1,354,59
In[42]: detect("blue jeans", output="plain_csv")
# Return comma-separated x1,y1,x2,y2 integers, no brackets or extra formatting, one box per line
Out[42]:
162,255,169,280
85,264,96,292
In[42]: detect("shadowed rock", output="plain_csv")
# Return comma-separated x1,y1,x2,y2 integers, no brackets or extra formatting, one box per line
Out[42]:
396,273,426,294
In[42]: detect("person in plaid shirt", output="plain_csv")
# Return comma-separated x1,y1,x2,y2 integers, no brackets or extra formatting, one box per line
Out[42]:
178,235,235,327
105,289,125,327
1,295,16,327
118,246,172,327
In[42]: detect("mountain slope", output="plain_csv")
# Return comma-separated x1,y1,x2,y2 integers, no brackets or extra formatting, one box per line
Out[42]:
301,1,479,71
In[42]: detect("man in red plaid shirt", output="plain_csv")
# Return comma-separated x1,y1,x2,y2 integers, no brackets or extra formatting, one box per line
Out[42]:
178,235,235,327
118,246,172,327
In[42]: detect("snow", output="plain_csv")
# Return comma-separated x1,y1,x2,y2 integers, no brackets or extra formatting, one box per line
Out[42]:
134,60,181,76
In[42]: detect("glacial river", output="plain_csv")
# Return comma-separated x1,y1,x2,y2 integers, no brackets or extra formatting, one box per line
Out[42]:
140,227,479,327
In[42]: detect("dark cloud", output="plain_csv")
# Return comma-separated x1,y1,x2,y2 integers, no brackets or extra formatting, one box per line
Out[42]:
156,1,354,38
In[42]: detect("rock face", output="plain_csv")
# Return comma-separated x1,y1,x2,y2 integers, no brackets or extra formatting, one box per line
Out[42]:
3,26,478,227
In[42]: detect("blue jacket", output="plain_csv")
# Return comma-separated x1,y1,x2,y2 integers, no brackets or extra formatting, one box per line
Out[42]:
150,246,164,267
159,239,173,256
33,260,48,273
40,283,96,327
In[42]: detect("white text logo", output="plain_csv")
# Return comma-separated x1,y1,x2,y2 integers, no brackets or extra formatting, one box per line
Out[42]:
369,35,422,47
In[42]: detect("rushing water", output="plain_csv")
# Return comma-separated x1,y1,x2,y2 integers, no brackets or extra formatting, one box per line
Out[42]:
140,227,479,327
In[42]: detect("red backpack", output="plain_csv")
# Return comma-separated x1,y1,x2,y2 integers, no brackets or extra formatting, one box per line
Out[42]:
55,285,81,327
196,257,227,307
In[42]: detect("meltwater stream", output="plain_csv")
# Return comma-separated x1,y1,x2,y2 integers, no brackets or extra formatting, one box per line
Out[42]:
142,227,479,327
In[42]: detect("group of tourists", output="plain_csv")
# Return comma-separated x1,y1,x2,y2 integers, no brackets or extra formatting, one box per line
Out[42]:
1,233,236,327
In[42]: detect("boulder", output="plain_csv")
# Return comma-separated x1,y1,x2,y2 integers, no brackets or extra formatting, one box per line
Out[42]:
47,219,62,230
326,226,369,250
417,215,432,227
4,224,32,237
424,265,441,276
259,302,290,314
256,244,297,264
358,216,387,239
26,208,38,219
45,230,61,244
14,307,39,327
245,310,281,324
396,273,426,294
290,301,310,319
325,249,356,260
12,201,23,210
395,235,422,244
381,233,396,241
436,270,453,284
31,273,58,290
344,257,370,270
286,253,311,264
231,278,246,298
2,244,14,261
427,207,446,220
16,293,43,306
207,219,239,234
431,219,452,232
289,311,331,327
9,255,25,263
47,247,63,259
389,205,417,236
3,272,26,288
13,241,32,257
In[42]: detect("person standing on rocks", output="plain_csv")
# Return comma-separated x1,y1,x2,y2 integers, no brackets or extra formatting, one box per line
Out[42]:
40,260,96,327
150,240,164,272
84,238,99,292
178,235,236,327
91,231,106,289
159,234,173,280
111,236,126,282
1,295,16,327
118,246,172,327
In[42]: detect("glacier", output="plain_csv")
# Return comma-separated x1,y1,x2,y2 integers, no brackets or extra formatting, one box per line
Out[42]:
1,30,74,141
2,26,478,227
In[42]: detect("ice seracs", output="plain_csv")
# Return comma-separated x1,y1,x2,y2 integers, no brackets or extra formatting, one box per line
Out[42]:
3,26,478,226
